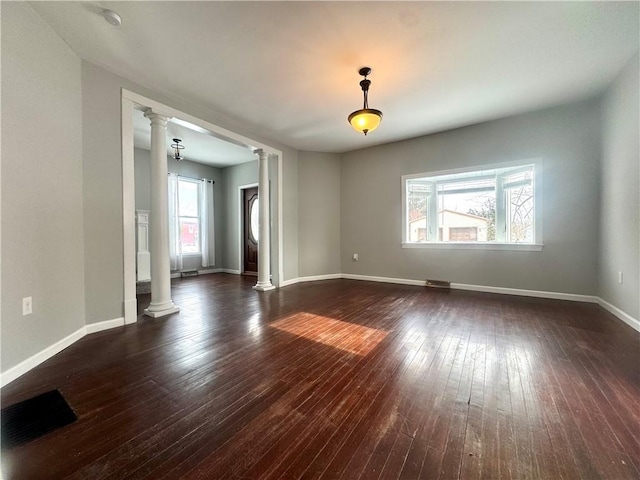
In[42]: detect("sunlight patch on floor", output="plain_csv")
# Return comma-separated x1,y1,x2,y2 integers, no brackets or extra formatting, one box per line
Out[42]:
269,313,388,356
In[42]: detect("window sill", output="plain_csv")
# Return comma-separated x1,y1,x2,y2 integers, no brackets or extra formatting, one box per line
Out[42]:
402,242,543,251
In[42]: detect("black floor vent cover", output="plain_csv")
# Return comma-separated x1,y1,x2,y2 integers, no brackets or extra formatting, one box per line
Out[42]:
1,389,77,449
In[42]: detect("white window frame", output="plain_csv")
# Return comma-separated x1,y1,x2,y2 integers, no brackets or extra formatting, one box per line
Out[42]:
177,178,201,256
401,160,543,251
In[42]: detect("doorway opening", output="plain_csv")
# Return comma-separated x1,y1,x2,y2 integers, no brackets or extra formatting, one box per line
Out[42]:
121,89,283,324
241,185,259,276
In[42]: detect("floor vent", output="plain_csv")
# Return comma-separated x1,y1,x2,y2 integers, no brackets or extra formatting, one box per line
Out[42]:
425,279,451,289
181,270,199,278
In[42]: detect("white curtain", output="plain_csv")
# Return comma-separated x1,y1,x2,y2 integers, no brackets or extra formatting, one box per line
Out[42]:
168,173,183,271
199,179,215,267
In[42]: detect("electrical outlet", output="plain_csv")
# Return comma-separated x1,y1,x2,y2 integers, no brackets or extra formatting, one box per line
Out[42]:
23,297,33,316
618,271,624,284
353,253,359,261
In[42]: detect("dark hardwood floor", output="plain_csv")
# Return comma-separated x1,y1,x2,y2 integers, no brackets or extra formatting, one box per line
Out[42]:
2,274,639,479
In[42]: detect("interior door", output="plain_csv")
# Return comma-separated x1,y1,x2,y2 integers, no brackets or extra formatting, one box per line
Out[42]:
243,187,259,275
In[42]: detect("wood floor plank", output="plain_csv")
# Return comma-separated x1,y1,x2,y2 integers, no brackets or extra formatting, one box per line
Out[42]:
508,329,562,480
265,317,423,479
399,330,467,479
346,332,432,480
371,329,450,480
176,327,376,478
1,275,638,480
458,348,485,478
416,330,468,479
334,319,454,480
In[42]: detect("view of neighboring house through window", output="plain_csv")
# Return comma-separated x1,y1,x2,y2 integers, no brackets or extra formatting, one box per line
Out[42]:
178,179,200,254
404,163,536,244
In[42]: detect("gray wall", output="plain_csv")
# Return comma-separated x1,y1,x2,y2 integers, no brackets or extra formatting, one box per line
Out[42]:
599,53,640,319
82,61,300,324
133,147,224,270
282,153,299,282
298,152,342,277
221,161,258,272
82,62,125,324
1,3,86,371
341,99,602,295
133,148,152,212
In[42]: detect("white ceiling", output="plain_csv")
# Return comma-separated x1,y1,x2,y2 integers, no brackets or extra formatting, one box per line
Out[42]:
133,108,256,168
31,1,639,154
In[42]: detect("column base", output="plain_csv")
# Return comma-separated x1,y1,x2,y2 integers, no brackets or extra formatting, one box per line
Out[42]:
144,303,180,318
253,283,276,292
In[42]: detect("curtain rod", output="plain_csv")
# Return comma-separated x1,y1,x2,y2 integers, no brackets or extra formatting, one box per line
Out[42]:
168,172,214,184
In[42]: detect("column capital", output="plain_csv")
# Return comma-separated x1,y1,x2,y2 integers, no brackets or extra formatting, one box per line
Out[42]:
253,148,268,160
144,109,170,126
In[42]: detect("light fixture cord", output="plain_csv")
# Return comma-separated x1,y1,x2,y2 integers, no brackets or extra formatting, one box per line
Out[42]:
362,74,370,109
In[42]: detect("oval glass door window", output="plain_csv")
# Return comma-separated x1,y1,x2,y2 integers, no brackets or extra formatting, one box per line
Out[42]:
250,198,259,244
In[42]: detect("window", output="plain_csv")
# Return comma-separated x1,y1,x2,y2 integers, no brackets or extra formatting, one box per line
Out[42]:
168,173,215,270
403,163,541,250
177,179,200,254
250,197,260,243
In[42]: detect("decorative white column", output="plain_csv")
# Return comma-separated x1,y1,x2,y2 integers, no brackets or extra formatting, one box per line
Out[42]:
253,149,275,291
144,110,179,317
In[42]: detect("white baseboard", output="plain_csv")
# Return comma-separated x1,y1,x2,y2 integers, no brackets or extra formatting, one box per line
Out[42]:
281,273,342,287
341,273,426,286
287,273,601,303
171,268,223,279
222,268,241,275
86,317,125,334
1,326,85,388
1,317,126,388
330,273,637,333
451,282,598,303
3,280,635,389
597,298,640,332
198,268,223,275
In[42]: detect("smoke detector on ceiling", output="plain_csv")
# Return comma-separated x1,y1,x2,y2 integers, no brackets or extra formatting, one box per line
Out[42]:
102,9,122,27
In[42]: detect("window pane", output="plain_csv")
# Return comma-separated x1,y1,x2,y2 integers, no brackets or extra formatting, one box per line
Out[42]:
506,168,534,243
439,187,495,242
178,181,198,217
180,218,199,253
407,180,429,242
250,198,259,243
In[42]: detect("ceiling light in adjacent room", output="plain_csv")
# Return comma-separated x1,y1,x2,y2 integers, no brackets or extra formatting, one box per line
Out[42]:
348,67,383,136
171,138,185,161
102,9,122,27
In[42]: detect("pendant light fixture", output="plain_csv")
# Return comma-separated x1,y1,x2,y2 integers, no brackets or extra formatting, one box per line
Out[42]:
171,138,185,161
348,67,383,135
